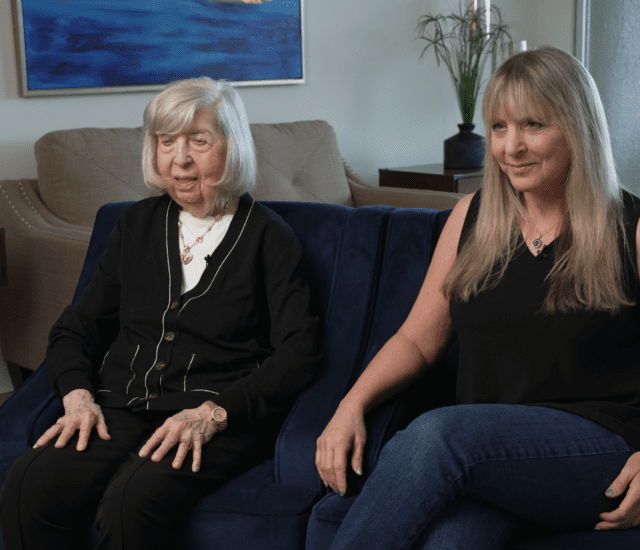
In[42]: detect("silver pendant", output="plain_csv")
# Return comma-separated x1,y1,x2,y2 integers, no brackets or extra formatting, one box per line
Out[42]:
532,236,542,249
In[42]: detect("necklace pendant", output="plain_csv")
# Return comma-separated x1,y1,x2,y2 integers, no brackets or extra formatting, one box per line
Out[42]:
532,236,542,249
181,252,193,265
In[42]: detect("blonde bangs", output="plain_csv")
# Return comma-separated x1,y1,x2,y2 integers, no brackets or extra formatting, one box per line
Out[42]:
484,73,558,131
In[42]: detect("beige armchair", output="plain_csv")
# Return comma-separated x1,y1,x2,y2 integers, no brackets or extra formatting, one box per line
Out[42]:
0,120,465,372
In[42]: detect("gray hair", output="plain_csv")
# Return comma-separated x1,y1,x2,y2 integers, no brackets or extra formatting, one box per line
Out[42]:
142,77,256,213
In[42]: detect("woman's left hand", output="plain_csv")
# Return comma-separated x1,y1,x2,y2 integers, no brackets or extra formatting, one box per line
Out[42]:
139,403,223,473
596,452,640,530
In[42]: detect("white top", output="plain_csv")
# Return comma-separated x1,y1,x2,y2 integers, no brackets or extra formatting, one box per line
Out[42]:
178,209,234,294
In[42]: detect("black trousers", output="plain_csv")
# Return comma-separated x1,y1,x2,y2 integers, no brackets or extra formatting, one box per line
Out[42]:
0,407,273,550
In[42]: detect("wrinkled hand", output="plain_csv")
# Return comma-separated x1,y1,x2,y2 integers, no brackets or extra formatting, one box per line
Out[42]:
34,389,110,451
596,452,640,530
139,403,223,473
316,403,366,496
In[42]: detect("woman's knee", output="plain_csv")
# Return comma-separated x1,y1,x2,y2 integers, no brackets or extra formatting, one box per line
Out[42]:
98,458,184,528
393,406,470,453
1,445,99,548
1,447,75,520
96,459,190,549
379,405,515,482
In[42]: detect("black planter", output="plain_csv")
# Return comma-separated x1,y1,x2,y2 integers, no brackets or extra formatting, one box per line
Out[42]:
444,123,485,170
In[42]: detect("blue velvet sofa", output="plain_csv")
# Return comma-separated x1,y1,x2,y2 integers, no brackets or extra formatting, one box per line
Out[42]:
1,200,639,549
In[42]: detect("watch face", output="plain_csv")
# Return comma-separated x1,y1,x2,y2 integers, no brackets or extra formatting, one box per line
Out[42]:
213,408,227,422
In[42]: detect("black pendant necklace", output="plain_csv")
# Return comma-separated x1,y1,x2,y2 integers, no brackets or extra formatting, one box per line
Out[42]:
532,235,543,253
527,216,562,255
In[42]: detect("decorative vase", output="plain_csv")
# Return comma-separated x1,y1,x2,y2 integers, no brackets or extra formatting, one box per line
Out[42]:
444,124,485,170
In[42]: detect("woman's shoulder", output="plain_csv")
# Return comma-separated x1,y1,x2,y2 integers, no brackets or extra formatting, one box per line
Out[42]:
112,194,172,230
452,191,478,218
243,195,298,243
421,192,477,260
622,189,640,221
120,194,171,217
447,192,479,248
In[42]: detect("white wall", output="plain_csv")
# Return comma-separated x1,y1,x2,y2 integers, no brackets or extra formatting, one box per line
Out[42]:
0,0,575,186
589,0,640,196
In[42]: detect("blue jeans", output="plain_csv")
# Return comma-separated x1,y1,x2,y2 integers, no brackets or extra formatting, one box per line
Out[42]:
329,404,636,550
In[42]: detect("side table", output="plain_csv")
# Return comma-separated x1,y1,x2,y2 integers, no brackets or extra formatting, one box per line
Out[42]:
379,163,483,194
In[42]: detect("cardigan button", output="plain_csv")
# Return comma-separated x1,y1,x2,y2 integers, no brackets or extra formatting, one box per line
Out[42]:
149,393,158,399
164,332,175,341
154,362,166,371
170,300,179,310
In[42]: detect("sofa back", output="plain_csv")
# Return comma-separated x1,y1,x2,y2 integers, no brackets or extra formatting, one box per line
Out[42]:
34,120,354,228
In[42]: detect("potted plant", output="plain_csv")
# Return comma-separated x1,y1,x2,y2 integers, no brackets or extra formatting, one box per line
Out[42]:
417,1,512,169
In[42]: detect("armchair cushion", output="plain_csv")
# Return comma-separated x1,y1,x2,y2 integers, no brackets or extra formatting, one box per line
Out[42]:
33,120,355,229
35,127,152,227
250,122,354,207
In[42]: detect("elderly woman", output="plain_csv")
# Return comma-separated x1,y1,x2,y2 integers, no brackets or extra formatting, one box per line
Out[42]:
0,77,323,550
316,47,640,549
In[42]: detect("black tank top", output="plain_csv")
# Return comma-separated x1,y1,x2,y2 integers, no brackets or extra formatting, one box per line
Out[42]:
449,190,640,449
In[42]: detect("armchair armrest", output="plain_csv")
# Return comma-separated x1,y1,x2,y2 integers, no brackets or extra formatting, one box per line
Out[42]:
342,160,467,209
0,179,92,371
348,178,467,209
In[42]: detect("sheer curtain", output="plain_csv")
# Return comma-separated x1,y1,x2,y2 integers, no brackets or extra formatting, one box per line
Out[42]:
588,0,640,195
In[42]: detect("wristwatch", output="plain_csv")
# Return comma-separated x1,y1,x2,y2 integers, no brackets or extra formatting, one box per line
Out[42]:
211,406,228,431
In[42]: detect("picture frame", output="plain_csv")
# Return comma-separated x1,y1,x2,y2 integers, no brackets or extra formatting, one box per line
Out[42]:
11,0,305,97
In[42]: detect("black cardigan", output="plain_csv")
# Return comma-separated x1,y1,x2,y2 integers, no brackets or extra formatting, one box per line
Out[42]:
47,194,324,427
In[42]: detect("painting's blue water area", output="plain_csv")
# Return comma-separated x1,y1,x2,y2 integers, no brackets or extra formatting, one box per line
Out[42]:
22,0,302,90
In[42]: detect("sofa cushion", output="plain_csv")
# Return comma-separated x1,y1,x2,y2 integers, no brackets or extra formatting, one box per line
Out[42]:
35,127,153,227
34,120,354,228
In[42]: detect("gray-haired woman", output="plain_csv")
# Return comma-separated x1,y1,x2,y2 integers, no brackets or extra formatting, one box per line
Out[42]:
1,77,323,550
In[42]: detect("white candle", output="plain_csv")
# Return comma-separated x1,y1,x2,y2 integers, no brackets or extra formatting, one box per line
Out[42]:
486,0,490,32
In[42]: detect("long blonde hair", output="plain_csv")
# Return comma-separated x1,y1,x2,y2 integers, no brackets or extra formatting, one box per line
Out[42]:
443,47,632,314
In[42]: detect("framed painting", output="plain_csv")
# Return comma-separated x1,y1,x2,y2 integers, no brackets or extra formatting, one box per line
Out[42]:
11,0,305,97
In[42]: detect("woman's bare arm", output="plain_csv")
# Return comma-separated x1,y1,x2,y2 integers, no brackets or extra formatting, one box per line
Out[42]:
315,194,473,494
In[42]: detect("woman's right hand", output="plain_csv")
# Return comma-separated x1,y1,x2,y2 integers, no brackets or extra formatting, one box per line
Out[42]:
33,389,110,451
316,402,367,496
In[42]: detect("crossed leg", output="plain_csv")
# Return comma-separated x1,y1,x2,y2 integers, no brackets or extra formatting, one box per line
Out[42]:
328,404,635,550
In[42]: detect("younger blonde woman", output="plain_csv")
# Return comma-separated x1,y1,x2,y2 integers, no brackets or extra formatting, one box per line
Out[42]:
316,47,640,549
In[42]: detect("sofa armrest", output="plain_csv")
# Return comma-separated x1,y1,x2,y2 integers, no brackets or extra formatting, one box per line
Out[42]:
0,180,92,371
348,178,467,210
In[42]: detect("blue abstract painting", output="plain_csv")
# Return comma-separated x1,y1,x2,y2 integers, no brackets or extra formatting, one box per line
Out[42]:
12,0,303,95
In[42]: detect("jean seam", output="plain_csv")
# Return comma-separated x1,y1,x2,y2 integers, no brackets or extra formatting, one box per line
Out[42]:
460,447,634,472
